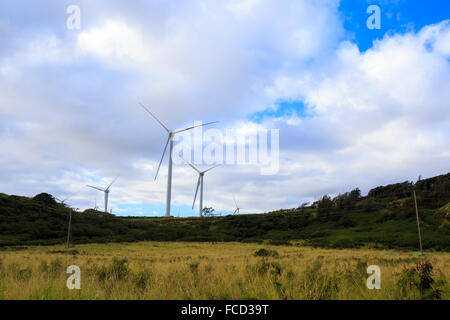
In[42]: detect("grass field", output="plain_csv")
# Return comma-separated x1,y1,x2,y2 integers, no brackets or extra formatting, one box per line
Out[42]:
0,241,448,300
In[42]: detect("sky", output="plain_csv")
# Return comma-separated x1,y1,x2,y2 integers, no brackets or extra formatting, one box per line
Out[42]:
0,0,449,217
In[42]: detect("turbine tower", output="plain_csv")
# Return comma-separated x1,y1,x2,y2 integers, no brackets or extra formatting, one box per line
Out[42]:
87,176,118,213
179,155,220,217
140,103,217,217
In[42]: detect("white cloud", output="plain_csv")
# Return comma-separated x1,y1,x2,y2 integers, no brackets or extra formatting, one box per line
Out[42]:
0,2,449,215
77,19,148,63
261,20,450,201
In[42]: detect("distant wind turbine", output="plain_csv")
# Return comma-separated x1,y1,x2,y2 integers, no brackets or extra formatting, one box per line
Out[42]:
179,154,220,217
86,176,118,213
55,196,70,205
233,195,243,215
56,196,73,248
139,103,217,217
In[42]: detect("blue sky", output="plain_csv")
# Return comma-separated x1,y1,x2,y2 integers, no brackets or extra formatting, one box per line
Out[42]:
249,100,310,123
0,1,449,217
251,0,450,122
341,0,450,52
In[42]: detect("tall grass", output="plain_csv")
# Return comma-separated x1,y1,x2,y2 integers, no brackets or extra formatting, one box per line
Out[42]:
0,241,448,300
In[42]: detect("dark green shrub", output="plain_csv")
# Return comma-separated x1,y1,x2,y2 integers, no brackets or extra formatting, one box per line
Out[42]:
97,257,129,282
33,193,57,206
254,248,279,258
252,261,283,276
133,270,153,290
189,262,199,274
397,260,445,299
338,216,355,228
9,263,32,281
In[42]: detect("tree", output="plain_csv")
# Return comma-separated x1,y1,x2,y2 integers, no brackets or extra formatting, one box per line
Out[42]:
202,207,215,217
298,202,310,214
317,195,334,215
33,193,57,206
349,188,361,202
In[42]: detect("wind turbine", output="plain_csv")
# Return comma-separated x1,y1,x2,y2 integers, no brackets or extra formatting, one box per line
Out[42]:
233,195,242,215
55,197,72,249
139,103,217,217
86,176,118,213
179,155,220,217
56,196,73,248
55,196,70,205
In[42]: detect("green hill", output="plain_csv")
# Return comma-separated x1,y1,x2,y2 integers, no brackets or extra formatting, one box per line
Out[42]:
0,173,449,251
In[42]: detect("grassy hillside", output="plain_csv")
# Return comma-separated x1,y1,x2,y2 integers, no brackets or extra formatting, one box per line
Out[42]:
0,173,449,250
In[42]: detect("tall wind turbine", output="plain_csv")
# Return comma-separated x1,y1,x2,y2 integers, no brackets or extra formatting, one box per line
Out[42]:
179,155,220,217
140,103,217,217
86,176,118,213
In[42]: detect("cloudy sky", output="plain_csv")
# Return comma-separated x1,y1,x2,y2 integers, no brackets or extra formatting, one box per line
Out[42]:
0,0,449,216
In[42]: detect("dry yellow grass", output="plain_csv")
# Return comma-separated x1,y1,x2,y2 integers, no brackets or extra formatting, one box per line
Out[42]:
0,241,448,300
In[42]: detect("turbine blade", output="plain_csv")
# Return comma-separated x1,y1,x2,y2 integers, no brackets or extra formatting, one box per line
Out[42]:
172,121,218,134
87,185,104,192
203,164,221,174
192,176,201,209
233,195,238,208
179,154,200,173
139,103,170,133
155,136,170,180
106,176,119,191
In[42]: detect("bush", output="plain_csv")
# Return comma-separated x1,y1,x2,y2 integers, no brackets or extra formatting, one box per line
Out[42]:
338,216,355,228
97,257,129,282
33,193,57,206
133,270,153,290
189,262,200,274
249,260,283,276
254,248,279,258
9,263,32,281
397,260,445,299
